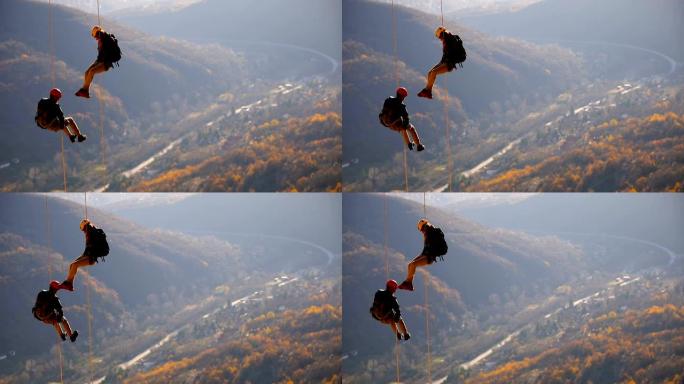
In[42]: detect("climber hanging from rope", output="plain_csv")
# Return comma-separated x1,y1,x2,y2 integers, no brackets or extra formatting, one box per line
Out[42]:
33,281,79,342
417,26,466,100
371,279,411,341
75,25,121,99
35,88,87,143
398,219,448,291
59,219,109,291
380,87,426,152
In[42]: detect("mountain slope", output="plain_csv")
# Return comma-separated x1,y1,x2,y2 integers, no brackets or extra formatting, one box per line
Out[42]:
342,0,583,191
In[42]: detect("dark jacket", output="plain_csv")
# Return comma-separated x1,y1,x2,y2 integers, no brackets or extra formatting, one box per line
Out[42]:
32,290,63,322
370,289,401,321
96,31,118,69
441,32,463,66
421,224,446,259
95,33,106,63
379,96,410,127
83,224,109,262
35,98,64,128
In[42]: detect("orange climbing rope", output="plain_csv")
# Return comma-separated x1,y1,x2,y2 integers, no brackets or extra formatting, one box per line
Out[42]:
391,0,409,192
443,90,453,192
83,192,95,382
440,0,454,192
49,0,68,191
384,193,401,383
95,0,108,172
423,192,433,382
45,196,64,384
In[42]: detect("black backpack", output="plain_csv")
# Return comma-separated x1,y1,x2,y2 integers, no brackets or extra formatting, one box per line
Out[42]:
101,32,122,67
379,97,400,127
430,227,448,260
90,228,110,261
35,99,55,129
447,34,467,67
370,292,392,321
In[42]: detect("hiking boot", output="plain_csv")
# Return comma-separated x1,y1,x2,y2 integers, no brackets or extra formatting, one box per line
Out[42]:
408,142,415,151
60,280,74,292
416,143,425,152
60,333,67,341
77,134,87,142
417,88,433,99
403,332,411,341
75,88,90,98
70,330,79,343
69,135,77,143
398,280,414,291
396,332,402,341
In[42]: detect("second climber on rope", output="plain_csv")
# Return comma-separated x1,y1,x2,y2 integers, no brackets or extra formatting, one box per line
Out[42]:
417,26,467,100
379,87,425,151
60,219,109,291
398,219,448,291
75,25,122,99
370,279,411,341
32,281,79,342
35,88,87,143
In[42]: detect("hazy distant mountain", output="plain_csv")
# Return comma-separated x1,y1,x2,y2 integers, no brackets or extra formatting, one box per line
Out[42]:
112,0,342,60
462,0,684,61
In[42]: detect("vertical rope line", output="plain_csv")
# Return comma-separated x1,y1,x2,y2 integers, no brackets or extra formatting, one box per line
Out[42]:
384,193,400,383
86,278,94,382
60,136,67,192
96,0,101,25
384,193,389,280
98,94,106,169
94,0,107,172
423,191,432,383
444,91,453,192
48,0,55,87
50,0,68,192
45,196,64,384
83,191,94,382
391,0,399,88
403,147,409,192
425,276,432,383
440,0,444,26
392,0,409,193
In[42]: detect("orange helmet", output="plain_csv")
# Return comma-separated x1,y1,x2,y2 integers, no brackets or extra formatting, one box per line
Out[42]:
386,279,398,292
396,87,408,99
79,219,91,231
49,280,61,291
91,25,102,38
417,218,429,231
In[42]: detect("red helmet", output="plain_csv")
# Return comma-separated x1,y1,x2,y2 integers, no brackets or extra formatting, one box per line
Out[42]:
396,87,408,99
49,88,62,100
49,280,61,291
386,279,398,292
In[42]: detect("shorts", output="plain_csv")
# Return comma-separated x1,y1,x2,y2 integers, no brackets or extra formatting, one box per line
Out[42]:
75,252,97,265
38,311,62,324
42,118,64,132
388,120,410,133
